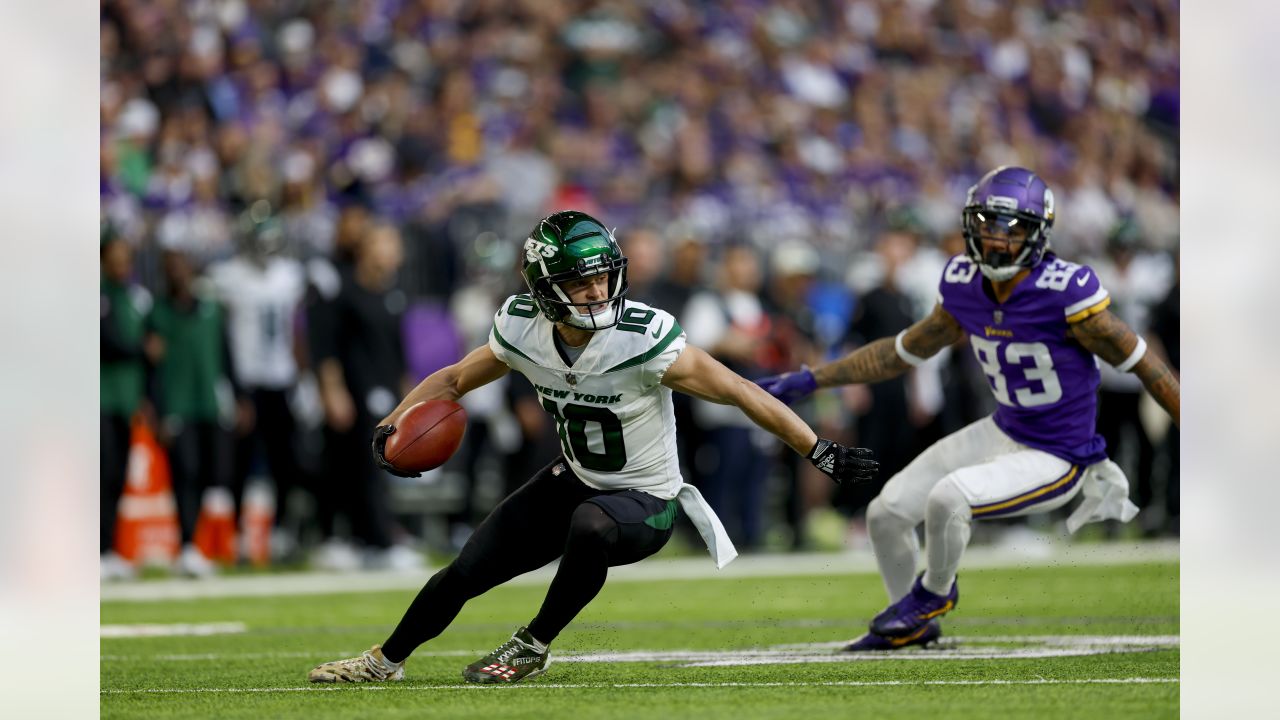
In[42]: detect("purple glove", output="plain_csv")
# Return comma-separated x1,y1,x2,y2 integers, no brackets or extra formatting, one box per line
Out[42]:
756,365,818,405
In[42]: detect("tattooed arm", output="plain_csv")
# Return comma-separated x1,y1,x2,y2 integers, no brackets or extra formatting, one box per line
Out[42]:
1069,309,1180,426
813,303,965,388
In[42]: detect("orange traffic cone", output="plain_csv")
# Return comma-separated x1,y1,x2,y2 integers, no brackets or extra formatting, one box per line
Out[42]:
240,478,275,568
114,416,180,566
194,486,238,565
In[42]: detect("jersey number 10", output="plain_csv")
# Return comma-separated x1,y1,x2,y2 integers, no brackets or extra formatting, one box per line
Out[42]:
542,399,628,472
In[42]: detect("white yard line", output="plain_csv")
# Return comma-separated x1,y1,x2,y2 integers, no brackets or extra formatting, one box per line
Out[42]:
101,649,479,662
101,541,1178,603
100,622,247,638
101,677,1179,695
559,636,1180,666
102,635,1179,665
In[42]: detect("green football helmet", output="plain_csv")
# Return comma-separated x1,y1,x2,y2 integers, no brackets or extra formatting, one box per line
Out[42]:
520,210,629,331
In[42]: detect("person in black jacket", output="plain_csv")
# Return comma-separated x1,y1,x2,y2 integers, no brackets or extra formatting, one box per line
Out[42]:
311,221,419,569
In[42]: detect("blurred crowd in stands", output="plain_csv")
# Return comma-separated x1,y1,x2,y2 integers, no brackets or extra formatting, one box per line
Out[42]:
100,0,1179,577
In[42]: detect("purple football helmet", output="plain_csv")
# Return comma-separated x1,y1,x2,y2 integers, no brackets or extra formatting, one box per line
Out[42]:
961,166,1055,281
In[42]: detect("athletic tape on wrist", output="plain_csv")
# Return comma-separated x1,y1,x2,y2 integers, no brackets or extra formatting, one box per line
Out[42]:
895,330,926,367
1116,336,1147,373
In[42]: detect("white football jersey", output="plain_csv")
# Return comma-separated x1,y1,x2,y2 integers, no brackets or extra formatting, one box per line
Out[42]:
488,295,686,497
207,256,306,390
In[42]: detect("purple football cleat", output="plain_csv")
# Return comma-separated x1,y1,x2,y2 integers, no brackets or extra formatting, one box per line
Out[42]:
870,574,958,637
841,620,942,652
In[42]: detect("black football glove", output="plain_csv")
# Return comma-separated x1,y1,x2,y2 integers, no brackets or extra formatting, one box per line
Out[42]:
371,424,421,478
808,438,878,485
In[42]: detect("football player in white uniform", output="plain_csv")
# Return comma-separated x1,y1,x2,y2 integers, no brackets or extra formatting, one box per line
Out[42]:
308,211,879,685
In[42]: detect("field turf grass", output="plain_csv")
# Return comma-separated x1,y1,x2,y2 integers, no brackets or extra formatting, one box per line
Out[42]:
101,562,1178,719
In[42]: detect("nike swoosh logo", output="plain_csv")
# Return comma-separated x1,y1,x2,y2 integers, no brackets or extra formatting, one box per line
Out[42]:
1076,272,1091,286
651,322,664,339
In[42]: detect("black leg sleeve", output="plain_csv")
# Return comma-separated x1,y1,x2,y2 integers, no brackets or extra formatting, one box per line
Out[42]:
381,457,585,662
526,503,615,645
527,493,674,645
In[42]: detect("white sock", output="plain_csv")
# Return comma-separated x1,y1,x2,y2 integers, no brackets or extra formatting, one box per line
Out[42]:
867,497,920,602
922,477,972,595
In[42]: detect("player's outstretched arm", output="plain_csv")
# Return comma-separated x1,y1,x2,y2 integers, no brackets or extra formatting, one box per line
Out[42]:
758,304,963,404
816,303,964,387
1070,309,1180,426
663,345,878,484
664,345,816,453
378,344,510,427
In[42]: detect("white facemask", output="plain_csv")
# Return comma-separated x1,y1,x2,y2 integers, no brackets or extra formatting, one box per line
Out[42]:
562,300,619,330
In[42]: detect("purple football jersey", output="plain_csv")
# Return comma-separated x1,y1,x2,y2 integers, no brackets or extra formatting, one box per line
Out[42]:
938,253,1111,466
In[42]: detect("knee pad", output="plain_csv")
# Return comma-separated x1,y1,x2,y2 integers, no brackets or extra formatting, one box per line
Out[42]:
867,496,913,532
925,477,972,525
568,503,618,548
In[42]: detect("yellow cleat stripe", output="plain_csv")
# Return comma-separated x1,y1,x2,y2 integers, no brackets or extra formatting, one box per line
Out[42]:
889,624,933,647
919,600,954,621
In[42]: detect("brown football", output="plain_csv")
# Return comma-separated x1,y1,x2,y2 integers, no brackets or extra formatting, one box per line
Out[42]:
382,399,467,473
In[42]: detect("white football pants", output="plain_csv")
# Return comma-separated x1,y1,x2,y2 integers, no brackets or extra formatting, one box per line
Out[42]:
867,416,1084,600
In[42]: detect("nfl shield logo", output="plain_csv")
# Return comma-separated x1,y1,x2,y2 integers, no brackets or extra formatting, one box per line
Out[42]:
993,310,1004,325
565,373,578,386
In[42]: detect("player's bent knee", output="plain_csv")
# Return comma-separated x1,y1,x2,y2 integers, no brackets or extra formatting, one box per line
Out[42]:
866,497,891,527
867,495,916,531
567,503,619,549
925,478,972,523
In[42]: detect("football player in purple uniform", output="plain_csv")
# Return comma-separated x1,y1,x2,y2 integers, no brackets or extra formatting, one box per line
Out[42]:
758,166,1180,651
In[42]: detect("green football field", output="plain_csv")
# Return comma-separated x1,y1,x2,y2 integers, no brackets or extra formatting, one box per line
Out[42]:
101,559,1178,719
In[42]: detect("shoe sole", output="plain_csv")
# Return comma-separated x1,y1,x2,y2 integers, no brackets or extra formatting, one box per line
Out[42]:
462,660,550,685
308,669,404,683
841,623,942,652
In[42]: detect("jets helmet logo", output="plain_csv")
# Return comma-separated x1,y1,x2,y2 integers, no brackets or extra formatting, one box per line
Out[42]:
524,237,558,263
